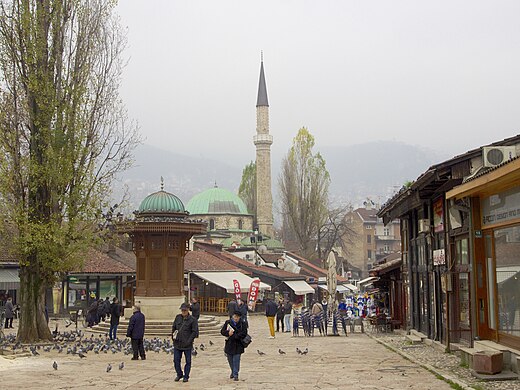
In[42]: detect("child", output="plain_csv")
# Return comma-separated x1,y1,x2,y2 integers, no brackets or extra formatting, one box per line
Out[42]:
293,311,299,337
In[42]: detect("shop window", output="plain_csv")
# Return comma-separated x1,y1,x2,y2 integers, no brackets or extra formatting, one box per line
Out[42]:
367,235,371,243
494,225,520,336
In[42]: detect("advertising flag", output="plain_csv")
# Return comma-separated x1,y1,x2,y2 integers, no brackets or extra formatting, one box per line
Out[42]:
247,279,261,310
233,279,241,300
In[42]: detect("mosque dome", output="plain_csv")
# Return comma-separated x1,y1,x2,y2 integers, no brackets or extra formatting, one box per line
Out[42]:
138,190,185,214
186,187,250,215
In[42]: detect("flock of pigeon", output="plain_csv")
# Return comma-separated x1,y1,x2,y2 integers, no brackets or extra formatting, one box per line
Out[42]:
1,325,310,374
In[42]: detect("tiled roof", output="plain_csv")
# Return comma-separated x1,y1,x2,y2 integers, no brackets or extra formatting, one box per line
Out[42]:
356,208,378,222
285,251,348,282
259,253,283,263
72,249,135,274
370,257,402,275
216,251,305,280
184,250,238,272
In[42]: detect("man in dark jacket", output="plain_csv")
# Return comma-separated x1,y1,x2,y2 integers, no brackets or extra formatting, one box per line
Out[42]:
172,303,198,382
109,297,122,340
265,298,277,338
4,297,14,328
221,310,248,381
190,297,200,320
126,305,146,360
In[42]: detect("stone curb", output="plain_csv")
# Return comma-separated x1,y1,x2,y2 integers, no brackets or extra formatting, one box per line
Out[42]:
366,332,475,390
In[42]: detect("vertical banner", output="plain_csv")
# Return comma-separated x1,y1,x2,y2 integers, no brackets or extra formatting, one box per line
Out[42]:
247,279,261,310
233,279,241,300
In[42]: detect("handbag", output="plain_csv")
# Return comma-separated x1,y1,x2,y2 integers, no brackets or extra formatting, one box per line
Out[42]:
241,334,252,348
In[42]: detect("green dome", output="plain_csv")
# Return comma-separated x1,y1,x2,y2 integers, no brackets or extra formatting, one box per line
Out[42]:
138,190,185,214
186,187,249,215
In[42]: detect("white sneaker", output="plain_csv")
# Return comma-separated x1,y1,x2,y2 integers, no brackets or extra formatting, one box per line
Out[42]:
268,336,275,339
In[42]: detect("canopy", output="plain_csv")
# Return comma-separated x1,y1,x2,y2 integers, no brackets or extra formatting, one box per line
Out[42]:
359,276,379,285
0,268,20,290
193,271,271,293
318,284,349,293
344,283,359,292
283,280,315,295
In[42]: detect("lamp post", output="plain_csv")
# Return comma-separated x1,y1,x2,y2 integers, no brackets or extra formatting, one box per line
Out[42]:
254,227,259,265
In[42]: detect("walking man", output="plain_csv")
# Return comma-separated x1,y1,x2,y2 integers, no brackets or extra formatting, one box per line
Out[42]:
265,297,277,338
109,297,122,340
126,305,146,360
172,303,198,383
190,297,200,321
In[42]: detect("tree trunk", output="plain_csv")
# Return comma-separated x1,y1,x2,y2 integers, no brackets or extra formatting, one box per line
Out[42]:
17,264,52,343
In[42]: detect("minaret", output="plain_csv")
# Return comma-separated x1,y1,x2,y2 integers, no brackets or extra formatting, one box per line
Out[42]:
254,53,274,238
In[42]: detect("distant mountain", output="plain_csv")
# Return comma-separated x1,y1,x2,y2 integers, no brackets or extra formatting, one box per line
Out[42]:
113,141,449,213
113,144,242,212
320,141,450,206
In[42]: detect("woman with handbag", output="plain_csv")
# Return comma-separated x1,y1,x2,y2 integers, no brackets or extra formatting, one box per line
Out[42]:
221,310,249,382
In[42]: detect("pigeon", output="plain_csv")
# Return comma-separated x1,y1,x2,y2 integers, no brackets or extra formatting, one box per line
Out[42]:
53,361,58,370
199,343,205,351
301,348,308,355
65,319,72,328
296,347,302,354
257,349,266,356
119,362,124,370
78,352,87,359
278,349,286,355
106,363,112,373
192,348,198,356
209,340,214,346
52,324,59,338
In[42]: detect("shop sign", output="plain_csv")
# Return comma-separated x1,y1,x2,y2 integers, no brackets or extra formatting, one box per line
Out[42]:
433,199,444,233
433,248,446,266
482,186,520,226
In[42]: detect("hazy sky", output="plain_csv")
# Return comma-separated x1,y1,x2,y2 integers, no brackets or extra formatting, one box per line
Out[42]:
116,1,520,166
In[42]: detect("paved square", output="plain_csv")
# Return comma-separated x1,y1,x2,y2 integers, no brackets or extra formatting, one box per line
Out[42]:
0,316,453,389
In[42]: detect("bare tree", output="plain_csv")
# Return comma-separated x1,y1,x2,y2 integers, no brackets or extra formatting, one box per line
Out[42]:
279,127,329,259
317,204,356,266
0,0,140,342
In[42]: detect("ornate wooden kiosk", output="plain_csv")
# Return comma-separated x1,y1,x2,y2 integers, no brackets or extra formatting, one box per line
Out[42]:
127,184,206,320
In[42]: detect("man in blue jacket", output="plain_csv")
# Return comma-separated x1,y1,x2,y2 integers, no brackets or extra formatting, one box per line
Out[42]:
126,305,146,360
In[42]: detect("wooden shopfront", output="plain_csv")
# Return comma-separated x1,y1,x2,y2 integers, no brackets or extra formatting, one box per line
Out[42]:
447,158,520,350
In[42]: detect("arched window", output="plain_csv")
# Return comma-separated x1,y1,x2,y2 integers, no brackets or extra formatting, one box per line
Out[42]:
209,219,215,230
238,219,243,230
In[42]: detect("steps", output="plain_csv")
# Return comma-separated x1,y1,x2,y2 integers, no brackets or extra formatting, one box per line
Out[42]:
89,315,222,337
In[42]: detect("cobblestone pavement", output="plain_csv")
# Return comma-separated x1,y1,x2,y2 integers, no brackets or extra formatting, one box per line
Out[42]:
1,316,455,390
370,331,520,390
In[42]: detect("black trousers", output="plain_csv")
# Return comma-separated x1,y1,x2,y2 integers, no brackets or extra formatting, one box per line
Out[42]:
5,317,13,328
276,316,284,332
131,338,146,359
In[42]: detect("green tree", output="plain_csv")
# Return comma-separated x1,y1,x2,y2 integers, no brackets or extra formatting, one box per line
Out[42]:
0,0,139,342
238,161,256,224
279,127,330,258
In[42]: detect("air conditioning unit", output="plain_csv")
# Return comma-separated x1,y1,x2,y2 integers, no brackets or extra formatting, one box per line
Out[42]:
483,146,517,167
418,219,430,233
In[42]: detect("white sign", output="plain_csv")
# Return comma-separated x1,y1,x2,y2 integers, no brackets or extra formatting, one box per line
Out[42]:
433,249,446,266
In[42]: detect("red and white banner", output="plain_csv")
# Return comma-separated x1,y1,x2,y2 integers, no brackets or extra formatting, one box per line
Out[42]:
232,279,241,300
247,279,261,310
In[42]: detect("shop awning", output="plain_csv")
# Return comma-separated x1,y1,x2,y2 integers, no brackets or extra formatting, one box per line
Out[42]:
344,283,359,292
0,268,20,290
317,284,349,293
359,276,379,285
283,280,315,295
192,271,271,293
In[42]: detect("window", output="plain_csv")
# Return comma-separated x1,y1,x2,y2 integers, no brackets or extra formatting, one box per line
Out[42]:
367,235,371,243
494,225,520,336
238,219,243,230
367,249,372,260
365,225,373,229
209,219,215,230
384,228,390,236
